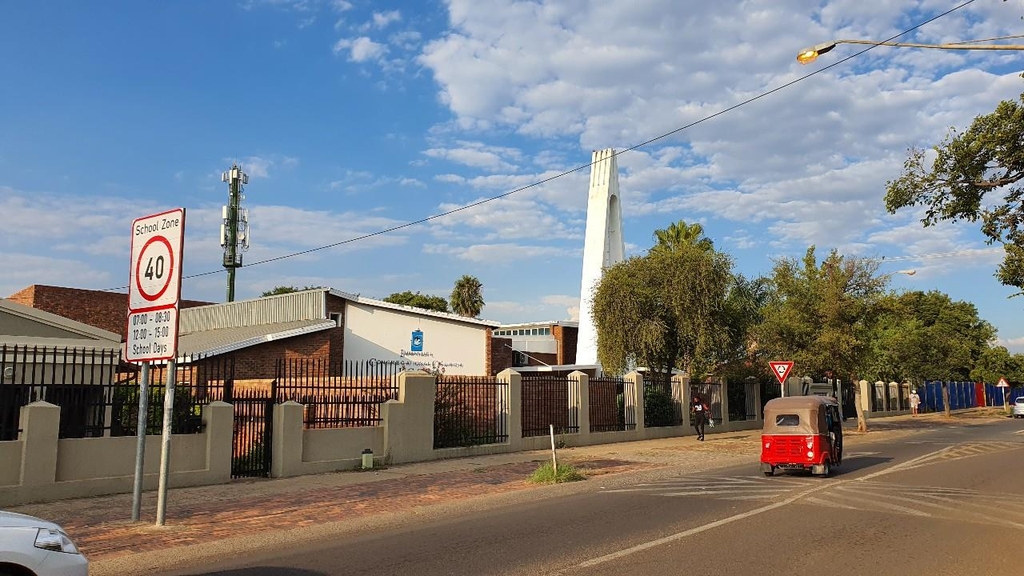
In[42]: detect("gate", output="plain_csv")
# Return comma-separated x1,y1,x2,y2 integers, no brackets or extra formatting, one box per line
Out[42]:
226,383,274,479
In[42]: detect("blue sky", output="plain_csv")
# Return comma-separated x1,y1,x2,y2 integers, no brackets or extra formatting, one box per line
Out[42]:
2,0,1024,351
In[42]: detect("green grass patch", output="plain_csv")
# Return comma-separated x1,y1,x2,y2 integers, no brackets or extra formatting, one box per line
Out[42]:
529,462,586,484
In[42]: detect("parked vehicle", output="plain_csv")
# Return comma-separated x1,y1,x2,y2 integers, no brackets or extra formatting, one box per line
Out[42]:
0,511,88,576
1013,397,1024,418
760,395,843,477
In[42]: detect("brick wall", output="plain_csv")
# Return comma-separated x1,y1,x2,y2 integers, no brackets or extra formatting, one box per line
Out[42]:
554,325,578,365
231,330,332,380
489,336,512,376
7,285,212,341
324,294,347,363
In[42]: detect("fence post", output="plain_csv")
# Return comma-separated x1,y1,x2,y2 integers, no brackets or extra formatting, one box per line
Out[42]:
671,375,685,426
753,380,763,423
499,369,522,450
18,401,60,488
625,371,644,435
719,377,730,428
381,371,436,464
203,401,233,482
570,371,589,441
271,401,304,478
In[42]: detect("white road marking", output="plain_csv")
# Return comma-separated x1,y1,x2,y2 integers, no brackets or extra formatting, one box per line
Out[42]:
576,445,953,569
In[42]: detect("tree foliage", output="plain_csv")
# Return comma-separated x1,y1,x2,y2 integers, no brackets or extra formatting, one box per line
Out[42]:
652,220,715,254
884,93,1024,293
382,291,450,313
864,291,995,385
260,285,321,297
755,247,887,381
450,275,484,317
970,345,1024,385
591,243,733,376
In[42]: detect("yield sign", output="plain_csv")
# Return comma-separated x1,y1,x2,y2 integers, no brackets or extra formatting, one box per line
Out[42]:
997,377,1010,388
769,361,794,385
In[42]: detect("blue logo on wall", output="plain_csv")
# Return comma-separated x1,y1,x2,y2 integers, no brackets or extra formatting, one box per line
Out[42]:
411,330,424,352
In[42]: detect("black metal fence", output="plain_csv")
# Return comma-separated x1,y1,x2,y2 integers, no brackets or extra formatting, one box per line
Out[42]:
589,375,636,433
275,358,402,428
228,386,274,478
0,346,227,441
433,375,509,449
521,374,579,437
643,371,681,427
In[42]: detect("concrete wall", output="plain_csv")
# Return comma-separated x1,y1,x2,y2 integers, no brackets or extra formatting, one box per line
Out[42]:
4,371,764,505
0,401,232,507
344,302,489,375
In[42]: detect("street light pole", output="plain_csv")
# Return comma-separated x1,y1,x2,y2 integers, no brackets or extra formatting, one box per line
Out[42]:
797,35,1024,64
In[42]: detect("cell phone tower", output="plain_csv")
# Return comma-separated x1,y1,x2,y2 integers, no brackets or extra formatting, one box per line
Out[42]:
220,164,250,302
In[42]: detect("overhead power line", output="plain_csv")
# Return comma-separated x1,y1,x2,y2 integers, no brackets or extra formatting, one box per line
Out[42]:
102,0,978,292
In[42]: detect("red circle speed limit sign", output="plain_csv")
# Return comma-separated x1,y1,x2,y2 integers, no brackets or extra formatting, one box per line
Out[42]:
135,235,175,302
128,208,185,312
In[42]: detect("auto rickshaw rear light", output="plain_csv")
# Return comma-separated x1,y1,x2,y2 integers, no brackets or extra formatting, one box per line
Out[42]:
805,436,814,449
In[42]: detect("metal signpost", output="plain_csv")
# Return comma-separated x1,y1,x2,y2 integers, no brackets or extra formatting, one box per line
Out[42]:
769,361,794,397
126,208,185,525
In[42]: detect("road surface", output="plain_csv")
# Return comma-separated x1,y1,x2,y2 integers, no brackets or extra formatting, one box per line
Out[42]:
158,419,1024,576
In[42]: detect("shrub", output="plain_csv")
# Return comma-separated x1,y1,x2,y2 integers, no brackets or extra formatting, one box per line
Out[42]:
644,385,676,427
529,462,585,484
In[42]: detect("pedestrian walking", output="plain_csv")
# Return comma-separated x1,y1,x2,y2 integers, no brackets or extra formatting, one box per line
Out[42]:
909,389,921,416
690,394,709,441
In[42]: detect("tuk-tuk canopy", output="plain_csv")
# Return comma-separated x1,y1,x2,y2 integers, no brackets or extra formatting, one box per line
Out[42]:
762,395,837,435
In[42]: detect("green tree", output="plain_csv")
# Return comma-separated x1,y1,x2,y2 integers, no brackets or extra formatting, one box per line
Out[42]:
591,243,733,378
652,220,715,254
260,285,321,297
970,345,1024,385
382,291,450,313
884,93,1024,293
755,247,887,431
864,290,995,416
450,275,484,318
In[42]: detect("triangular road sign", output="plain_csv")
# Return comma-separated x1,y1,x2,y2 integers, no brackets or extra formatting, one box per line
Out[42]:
769,361,794,385
997,377,1010,388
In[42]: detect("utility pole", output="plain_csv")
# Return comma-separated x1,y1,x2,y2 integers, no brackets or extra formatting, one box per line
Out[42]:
220,164,249,302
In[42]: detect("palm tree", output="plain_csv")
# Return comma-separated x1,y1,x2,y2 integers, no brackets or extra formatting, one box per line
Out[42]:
450,275,484,317
652,220,714,253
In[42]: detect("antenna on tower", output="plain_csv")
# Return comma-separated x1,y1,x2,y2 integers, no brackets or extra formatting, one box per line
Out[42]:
221,164,250,302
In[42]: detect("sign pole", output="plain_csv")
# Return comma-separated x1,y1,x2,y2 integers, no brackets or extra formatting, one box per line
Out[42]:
155,359,176,527
125,207,185,525
131,362,151,521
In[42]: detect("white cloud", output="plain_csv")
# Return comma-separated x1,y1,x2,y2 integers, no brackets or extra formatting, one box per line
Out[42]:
330,0,352,12
422,141,523,172
372,10,401,29
333,37,389,62
423,243,575,263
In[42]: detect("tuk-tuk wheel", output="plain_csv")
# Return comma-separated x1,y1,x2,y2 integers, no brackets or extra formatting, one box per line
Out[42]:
812,462,830,477
761,464,775,477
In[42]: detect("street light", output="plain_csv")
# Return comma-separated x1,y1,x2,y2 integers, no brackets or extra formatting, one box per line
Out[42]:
797,36,1024,64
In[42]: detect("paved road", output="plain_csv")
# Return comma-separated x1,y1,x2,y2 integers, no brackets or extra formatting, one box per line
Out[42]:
159,419,1024,576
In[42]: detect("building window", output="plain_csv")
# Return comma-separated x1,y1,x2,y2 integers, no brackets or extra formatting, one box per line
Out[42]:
543,328,551,335
531,328,538,335
329,312,342,327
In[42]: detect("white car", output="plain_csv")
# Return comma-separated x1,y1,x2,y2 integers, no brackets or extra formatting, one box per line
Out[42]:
0,511,88,576
1013,397,1024,418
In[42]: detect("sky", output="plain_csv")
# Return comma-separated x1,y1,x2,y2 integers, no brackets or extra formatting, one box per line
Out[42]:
2,0,1024,351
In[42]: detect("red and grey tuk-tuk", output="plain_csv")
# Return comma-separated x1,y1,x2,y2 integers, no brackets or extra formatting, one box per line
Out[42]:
760,395,843,477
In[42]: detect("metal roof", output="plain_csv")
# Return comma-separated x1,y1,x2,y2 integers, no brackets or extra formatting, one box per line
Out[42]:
327,289,501,328
497,320,579,329
177,319,337,357
0,298,121,347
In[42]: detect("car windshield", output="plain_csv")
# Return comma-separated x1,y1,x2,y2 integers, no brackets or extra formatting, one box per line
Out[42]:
1015,398,1024,404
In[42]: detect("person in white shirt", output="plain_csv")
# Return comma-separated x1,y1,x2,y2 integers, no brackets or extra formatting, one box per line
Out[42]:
909,389,921,416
